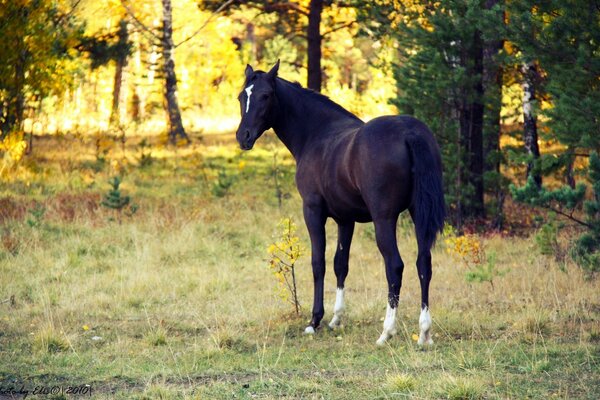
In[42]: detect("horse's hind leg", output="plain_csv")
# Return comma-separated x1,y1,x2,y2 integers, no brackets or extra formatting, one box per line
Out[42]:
329,222,354,329
410,208,434,346
373,217,404,345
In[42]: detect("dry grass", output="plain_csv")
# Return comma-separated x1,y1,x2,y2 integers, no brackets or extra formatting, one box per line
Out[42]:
0,134,598,399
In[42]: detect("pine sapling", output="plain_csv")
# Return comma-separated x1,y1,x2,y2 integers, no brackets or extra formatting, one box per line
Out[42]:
101,176,136,223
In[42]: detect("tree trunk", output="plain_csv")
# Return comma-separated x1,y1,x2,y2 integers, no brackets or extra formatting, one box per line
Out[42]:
3,45,27,137
307,0,323,92
460,30,485,219
522,61,541,187
483,0,504,228
162,0,189,145
110,19,129,127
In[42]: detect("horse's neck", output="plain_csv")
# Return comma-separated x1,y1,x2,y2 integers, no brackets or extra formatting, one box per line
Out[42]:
272,80,362,159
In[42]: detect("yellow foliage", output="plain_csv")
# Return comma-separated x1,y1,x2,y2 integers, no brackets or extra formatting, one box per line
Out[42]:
444,233,485,266
266,217,304,311
0,132,28,176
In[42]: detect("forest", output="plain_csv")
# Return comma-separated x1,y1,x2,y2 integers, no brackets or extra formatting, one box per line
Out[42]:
0,0,599,399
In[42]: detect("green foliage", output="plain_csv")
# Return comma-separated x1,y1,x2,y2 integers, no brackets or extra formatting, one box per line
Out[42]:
508,0,600,151
512,153,600,275
26,204,46,228
535,213,564,261
512,177,586,211
101,176,137,222
79,19,132,70
464,251,507,288
211,167,236,198
0,0,83,136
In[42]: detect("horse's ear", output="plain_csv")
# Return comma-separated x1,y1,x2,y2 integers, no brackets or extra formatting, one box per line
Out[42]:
245,64,254,78
266,59,280,80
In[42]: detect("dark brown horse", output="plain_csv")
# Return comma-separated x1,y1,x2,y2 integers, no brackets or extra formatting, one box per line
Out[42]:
236,61,445,345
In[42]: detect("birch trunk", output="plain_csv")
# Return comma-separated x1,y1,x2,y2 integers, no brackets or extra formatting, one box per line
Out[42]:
162,0,189,144
522,61,542,187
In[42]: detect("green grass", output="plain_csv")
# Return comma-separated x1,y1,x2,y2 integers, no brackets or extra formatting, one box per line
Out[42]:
0,134,599,399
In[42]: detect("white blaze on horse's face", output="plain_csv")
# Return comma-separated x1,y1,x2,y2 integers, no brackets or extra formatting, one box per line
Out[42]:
245,84,254,113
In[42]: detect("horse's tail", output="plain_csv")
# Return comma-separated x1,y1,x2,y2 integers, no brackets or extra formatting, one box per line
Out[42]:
405,134,446,248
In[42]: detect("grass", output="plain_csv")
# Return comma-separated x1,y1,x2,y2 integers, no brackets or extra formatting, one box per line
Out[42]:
0,132,599,399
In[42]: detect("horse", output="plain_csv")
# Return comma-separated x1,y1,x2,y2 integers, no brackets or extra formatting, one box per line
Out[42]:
235,61,445,345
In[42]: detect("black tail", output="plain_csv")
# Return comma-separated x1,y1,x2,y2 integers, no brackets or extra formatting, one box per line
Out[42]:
406,134,446,248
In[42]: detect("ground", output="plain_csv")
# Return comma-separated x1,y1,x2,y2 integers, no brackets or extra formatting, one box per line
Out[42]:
0,132,599,399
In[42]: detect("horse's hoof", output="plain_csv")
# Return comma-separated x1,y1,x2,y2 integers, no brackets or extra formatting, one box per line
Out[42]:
376,332,391,346
328,315,341,329
304,326,315,335
417,331,434,346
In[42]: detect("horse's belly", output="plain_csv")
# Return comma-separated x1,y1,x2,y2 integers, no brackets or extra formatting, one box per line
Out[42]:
323,191,372,223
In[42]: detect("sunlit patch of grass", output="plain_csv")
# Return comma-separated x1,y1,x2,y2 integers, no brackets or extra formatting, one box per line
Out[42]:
146,326,168,347
386,373,416,392
436,375,485,400
33,324,70,353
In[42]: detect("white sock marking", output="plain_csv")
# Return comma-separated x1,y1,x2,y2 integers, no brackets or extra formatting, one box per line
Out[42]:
417,306,433,346
376,304,397,345
244,84,254,113
304,326,315,334
329,288,345,329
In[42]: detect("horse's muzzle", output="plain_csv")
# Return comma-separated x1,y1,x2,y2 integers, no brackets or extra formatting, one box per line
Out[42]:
237,129,255,150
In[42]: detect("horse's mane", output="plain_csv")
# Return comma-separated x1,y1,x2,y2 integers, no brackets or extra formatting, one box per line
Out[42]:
276,77,362,122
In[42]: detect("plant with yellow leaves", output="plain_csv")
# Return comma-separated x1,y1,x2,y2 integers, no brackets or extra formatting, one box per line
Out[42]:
444,227,507,288
444,231,485,267
0,131,28,177
267,217,303,314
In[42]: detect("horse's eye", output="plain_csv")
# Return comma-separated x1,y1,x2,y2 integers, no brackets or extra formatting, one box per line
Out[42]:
261,94,270,100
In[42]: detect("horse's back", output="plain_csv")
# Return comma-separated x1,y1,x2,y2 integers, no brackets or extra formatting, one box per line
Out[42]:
297,114,441,222
350,115,441,219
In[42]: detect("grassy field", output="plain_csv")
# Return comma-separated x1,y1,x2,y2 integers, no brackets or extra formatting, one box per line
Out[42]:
1,133,599,399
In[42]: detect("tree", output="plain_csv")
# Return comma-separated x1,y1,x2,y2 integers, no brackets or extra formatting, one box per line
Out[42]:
0,0,83,137
359,0,505,225
202,0,354,92
121,0,190,144
508,0,600,179
510,0,600,274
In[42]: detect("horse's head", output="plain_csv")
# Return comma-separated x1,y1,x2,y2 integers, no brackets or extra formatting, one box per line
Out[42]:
236,60,279,150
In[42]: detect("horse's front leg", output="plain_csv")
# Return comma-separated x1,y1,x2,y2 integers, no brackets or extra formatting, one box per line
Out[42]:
303,200,327,334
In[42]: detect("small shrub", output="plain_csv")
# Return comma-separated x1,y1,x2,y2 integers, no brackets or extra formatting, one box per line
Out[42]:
146,326,168,346
33,325,70,353
445,229,507,288
437,375,484,400
211,167,235,197
267,217,304,314
464,252,508,288
101,176,137,222
386,373,416,392
26,204,46,228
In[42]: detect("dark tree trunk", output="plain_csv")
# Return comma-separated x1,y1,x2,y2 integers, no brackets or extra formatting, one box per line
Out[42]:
522,61,541,187
110,19,129,127
3,45,27,137
161,0,189,145
307,0,323,92
459,29,485,219
483,0,504,228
